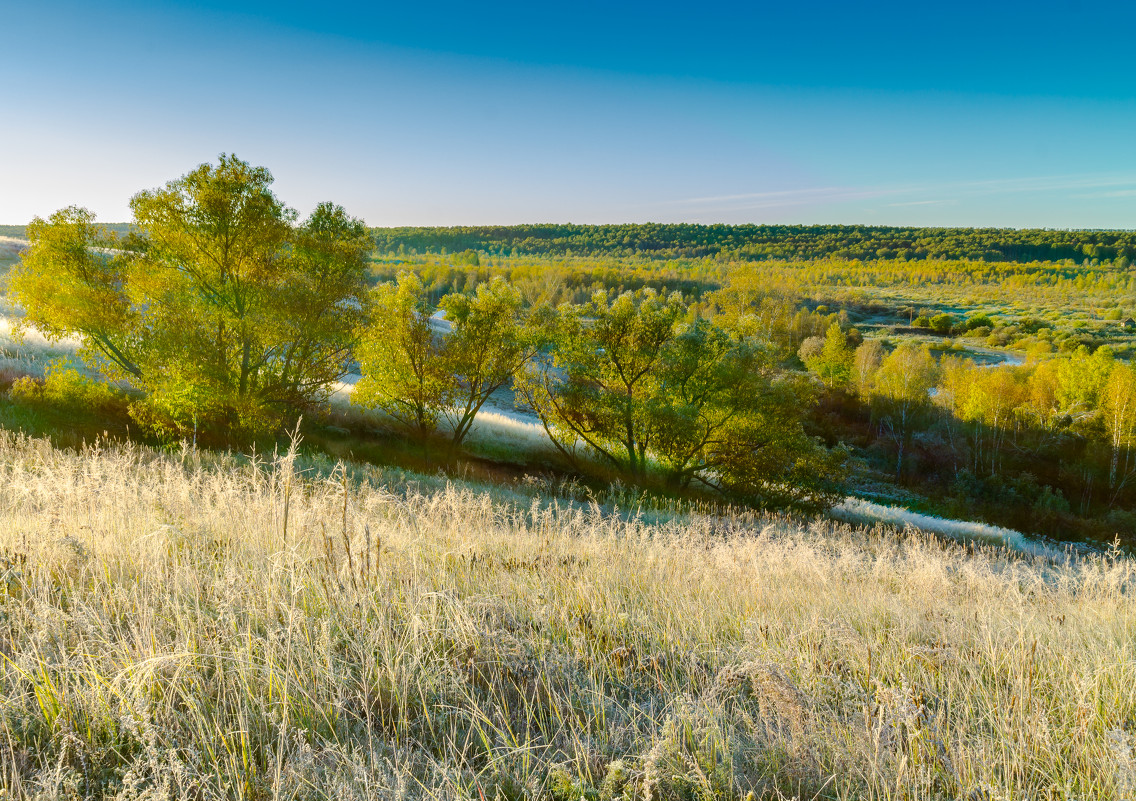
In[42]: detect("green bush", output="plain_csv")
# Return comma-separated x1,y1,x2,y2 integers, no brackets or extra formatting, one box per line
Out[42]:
929,313,955,334
8,362,122,413
1017,317,1051,334
964,313,994,331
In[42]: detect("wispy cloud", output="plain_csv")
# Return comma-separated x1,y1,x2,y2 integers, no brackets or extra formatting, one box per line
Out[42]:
1070,189,1136,199
657,172,1136,217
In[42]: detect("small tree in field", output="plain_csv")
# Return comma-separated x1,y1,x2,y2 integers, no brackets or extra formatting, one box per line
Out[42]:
802,323,854,389
871,342,938,478
9,155,371,439
353,274,541,453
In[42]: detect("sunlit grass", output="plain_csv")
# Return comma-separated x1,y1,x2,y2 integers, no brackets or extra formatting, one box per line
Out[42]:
0,309,84,382
0,432,1133,799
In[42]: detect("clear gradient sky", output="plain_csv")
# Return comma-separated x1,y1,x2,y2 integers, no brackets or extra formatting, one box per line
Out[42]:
3,0,1136,228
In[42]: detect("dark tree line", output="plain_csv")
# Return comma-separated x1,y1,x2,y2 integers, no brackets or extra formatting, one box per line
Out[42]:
372,223,1136,264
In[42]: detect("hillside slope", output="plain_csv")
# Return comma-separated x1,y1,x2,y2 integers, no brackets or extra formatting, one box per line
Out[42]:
0,433,1133,799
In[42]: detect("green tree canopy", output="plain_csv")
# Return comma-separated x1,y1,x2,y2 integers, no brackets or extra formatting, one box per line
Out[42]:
437,277,546,450
802,323,854,388
517,290,843,509
9,155,371,439
352,272,449,440
353,273,542,452
517,289,684,480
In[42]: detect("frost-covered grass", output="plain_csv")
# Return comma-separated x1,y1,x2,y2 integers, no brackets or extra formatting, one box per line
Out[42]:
0,432,1134,799
328,372,560,463
461,405,561,461
0,311,83,381
834,497,1055,557
0,236,27,258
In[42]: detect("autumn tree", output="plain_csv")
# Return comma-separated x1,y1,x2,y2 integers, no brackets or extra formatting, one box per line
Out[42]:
518,290,843,508
353,274,542,452
937,358,1028,477
871,342,938,478
1101,362,1136,501
802,322,854,388
1056,345,1114,420
853,339,885,397
9,156,371,438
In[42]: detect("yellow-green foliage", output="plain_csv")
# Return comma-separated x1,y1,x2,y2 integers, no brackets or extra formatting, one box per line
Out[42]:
10,158,373,441
8,361,121,412
0,432,1134,799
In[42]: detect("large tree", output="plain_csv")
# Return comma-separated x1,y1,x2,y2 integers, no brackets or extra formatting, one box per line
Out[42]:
9,155,371,438
517,289,684,480
517,290,843,508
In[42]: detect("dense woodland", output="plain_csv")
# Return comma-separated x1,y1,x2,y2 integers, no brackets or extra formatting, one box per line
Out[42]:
367,229,1136,542
10,221,1136,265
373,222,1136,264
0,223,134,239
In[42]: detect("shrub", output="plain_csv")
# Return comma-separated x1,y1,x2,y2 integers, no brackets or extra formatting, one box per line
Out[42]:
797,335,824,364
964,313,995,331
8,362,122,414
929,313,955,334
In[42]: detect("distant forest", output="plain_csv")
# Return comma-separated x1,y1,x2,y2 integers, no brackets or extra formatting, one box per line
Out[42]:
372,223,1136,264
7,222,1136,265
0,223,134,239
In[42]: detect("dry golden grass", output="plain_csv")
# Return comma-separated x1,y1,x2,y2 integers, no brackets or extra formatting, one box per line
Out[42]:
0,431,1133,800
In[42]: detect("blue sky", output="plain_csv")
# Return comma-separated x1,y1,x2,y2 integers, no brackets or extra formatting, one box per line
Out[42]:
3,0,1136,227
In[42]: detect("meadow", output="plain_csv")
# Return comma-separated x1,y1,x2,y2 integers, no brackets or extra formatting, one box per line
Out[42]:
5,214,1136,543
1,430,1135,799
